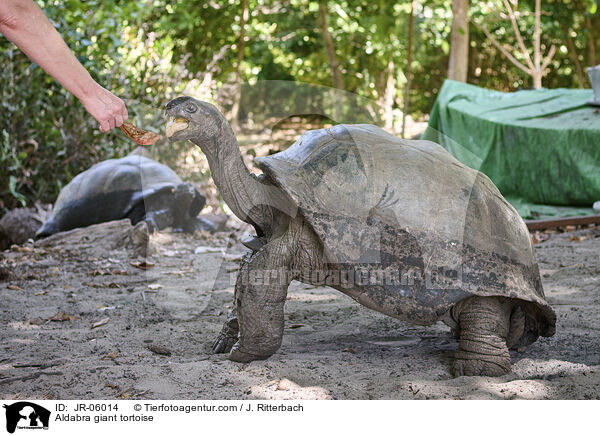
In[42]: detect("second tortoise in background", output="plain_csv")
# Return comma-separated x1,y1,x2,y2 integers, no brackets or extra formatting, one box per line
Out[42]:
37,155,213,237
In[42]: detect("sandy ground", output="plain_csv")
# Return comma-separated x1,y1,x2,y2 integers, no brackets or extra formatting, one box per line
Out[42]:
0,218,598,400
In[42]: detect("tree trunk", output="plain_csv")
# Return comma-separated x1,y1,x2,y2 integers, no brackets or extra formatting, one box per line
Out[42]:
382,59,396,131
565,30,586,88
585,16,596,66
533,0,541,83
318,1,343,89
532,71,542,89
402,0,416,138
448,0,469,82
230,0,249,131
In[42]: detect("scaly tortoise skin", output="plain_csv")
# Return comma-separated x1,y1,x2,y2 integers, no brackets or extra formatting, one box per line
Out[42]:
37,155,208,237
165,97,556,377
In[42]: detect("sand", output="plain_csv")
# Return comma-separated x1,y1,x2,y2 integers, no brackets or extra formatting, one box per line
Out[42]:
0,220,598,400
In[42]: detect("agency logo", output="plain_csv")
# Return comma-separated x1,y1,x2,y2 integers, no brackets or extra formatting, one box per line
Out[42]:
3,402,50,433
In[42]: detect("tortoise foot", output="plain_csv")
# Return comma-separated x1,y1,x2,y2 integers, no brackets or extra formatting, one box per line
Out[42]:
453,296,512,377
453,351,511,377
228,343,272,363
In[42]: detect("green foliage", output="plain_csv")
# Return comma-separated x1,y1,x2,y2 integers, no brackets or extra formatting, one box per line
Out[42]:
1,0,598,212
0,0,181,212
469,0,600,90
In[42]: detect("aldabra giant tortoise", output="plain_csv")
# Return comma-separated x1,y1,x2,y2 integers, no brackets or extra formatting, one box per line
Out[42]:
165,96,556,377
37,155,210,237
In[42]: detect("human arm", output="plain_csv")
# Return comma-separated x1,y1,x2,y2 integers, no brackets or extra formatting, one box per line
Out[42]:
0,0,127,131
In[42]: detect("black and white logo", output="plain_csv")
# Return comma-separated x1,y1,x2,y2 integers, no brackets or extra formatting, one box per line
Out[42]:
3,402,50,433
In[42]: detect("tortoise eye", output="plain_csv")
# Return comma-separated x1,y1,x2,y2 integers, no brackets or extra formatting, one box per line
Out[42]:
185,104,197,114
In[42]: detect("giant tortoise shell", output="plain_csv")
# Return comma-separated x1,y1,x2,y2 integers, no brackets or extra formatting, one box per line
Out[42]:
37,155,206,237
255,124,556,343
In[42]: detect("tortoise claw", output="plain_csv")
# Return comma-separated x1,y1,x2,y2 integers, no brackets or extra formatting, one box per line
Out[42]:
211,333,237,354
211,315,239,354
240,234,264,252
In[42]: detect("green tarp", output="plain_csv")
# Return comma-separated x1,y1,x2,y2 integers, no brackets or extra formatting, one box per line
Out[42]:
423,80,600,219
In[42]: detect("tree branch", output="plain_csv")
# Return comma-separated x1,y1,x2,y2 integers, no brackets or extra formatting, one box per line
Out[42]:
471,19,533,75
564,31,585,87
534,0,541,70
501,0,535,70
318,1,344,89
540,44,556,73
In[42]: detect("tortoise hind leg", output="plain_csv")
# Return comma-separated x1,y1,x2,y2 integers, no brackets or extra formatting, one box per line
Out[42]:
453,296,512,377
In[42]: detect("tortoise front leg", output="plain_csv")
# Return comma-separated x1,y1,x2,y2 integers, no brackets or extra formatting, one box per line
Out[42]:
453,296,513,377
211,253,250,355
212,218,323,361
228,242,293,363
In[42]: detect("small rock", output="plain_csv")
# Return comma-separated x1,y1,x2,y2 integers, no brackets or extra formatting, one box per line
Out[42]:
277,379,294,391
27,317,44,326
0,208,43,250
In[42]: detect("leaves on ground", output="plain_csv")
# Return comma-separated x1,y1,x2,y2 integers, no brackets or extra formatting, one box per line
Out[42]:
130,261,155,270
146,344,172,356
102,352,118,360
7,284,24,292
91,317,110,329
47,312,78,322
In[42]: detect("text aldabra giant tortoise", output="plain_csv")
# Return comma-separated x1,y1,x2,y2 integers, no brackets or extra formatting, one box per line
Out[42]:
165,96,556,377
37,155,210,237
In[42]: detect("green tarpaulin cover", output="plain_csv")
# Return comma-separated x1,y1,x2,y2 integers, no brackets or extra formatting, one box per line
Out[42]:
423,80,600,219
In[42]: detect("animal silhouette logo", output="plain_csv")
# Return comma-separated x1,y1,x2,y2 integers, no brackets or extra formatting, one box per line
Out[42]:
3,402,50,433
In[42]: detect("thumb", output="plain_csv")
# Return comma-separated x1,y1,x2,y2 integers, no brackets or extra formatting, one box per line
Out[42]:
99,120,110,132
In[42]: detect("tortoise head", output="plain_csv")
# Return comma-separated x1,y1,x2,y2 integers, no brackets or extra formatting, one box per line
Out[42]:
164,96,224,145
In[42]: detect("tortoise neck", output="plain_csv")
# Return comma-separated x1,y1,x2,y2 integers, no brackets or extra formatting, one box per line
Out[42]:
192,119,272,234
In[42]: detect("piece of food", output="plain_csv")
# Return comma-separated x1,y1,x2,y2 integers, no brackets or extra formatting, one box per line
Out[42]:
119,122,162,145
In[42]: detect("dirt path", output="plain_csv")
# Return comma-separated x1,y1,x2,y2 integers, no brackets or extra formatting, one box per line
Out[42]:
1,221,598,400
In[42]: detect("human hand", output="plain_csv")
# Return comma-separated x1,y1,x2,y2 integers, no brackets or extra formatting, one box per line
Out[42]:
80,84,128,132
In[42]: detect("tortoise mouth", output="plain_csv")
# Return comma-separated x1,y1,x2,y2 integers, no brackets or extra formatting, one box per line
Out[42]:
165,116,189,138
